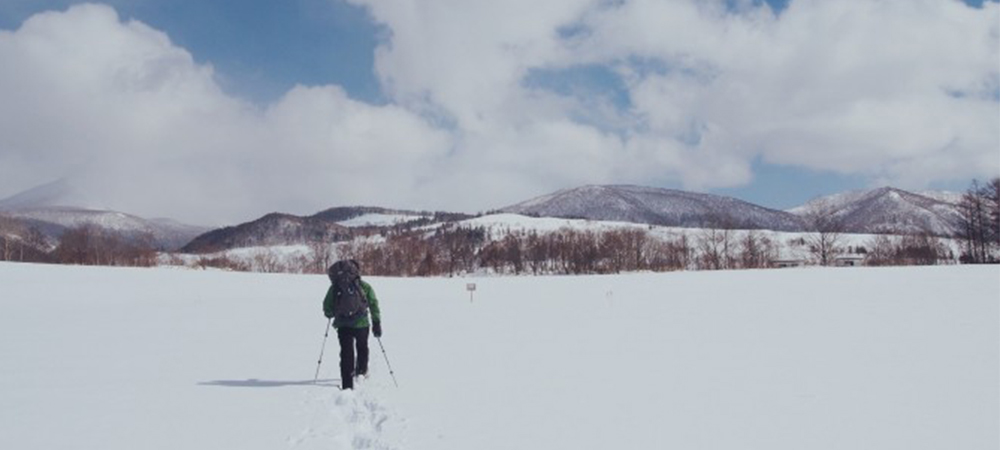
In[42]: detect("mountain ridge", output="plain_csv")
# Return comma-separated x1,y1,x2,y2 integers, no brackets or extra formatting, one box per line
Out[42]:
2,181,967,254
0,206,209,251
500,184,809,231
788,187,962,235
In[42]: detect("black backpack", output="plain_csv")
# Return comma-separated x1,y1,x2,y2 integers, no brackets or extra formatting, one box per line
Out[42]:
327,260,369,321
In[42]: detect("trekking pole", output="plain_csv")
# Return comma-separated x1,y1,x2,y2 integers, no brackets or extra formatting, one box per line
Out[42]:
313,318,332,384
376,337,399,388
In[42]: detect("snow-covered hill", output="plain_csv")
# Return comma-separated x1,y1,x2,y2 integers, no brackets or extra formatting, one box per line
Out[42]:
181,212,353,253
788,187,963,235
182,207,468,253
0,207,208,250
1,263,996,449
0,178,83,210
0,179,209,250
501,185,807,231
310,206,445,226
917,190,965,205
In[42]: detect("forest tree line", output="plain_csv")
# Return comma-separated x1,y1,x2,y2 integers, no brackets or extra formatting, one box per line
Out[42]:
0,220,158,267
957,178,1000,263
1,178,998,273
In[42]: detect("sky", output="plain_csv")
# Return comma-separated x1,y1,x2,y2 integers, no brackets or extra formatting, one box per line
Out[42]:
0,0,997,225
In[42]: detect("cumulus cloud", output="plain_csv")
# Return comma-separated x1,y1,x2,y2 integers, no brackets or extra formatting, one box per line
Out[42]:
0,4,452,224
569,0,1000,187
351,0,998,194
0,1,996,224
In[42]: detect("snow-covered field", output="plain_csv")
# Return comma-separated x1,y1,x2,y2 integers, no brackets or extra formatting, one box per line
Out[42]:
1,262,997,449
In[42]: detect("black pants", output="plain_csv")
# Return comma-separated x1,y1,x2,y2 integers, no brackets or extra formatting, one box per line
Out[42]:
337,326,370,389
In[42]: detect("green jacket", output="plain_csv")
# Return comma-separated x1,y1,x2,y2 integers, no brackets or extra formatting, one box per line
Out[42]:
323,279,380,329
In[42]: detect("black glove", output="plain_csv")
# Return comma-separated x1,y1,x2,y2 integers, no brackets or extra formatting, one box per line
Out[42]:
372,320,382,338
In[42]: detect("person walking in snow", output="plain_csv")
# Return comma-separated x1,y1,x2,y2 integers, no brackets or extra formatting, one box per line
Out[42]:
323,259,381,390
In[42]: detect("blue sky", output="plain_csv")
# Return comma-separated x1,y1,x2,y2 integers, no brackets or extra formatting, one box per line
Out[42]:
0,0,997,223
0,0,383,104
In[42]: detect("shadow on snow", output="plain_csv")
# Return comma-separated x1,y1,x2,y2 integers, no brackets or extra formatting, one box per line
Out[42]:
199,378,339,388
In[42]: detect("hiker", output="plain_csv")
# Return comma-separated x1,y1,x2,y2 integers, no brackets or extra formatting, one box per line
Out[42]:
323,259,381,390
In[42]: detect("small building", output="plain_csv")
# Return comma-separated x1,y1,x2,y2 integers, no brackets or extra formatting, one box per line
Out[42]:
834,254,866,267
772,258,806,268
772,246,808,268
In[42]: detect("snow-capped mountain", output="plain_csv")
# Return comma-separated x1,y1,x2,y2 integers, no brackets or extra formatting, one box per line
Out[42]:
500,185,807,231
0,179,76,210
787,187,962,236
0,207,209,250
0,180,208,250
917,190,965,205
0,178,113,211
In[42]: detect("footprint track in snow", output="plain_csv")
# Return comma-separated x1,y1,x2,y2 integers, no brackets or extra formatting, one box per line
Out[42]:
290,383,398,450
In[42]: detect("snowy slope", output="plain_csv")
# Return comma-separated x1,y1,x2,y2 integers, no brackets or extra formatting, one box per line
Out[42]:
0,179,209,250
1,262,997,450
3,207,161,232
181,213,352,253
918,190,964,205
182,207,455,253
338,213,431,228
502,185,806,231
1,207,208,250
0,178,89,210
788,187,962,235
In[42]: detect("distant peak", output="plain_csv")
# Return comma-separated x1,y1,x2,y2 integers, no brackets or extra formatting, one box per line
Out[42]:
0,178,74,210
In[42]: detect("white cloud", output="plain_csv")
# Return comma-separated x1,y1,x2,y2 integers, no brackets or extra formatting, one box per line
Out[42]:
352,0,999,194
561,0,1000,186
0,4,452,224
0,1,996,225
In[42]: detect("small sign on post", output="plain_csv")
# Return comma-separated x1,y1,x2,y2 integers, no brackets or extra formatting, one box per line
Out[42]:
466,283,477,302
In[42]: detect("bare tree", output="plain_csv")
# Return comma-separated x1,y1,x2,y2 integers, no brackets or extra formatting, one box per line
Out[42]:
54,226,98,265
739,230,775,269
252,249,284,273
696,227,734,270
958,180,990,263
864,234,897,266
986,178,1000,249
897,231,946,266
308,240,334,274
622,228,649,271
646,233,692,271
26,226,49,254
601,230,628,273
802,200,845,266
440,226,483,275
524,231,550,275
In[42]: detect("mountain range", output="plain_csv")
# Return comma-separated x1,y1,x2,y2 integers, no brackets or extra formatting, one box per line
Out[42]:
0,179,208,251
0,181,965,254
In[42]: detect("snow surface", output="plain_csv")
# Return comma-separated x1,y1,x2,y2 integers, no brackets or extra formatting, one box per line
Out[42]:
338,214,429,228
1,262,997,449
4,207,155,233
918,190,964,205
502,185,805,231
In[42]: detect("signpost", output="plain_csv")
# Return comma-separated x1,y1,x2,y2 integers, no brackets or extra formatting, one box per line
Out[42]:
466,283,477,302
